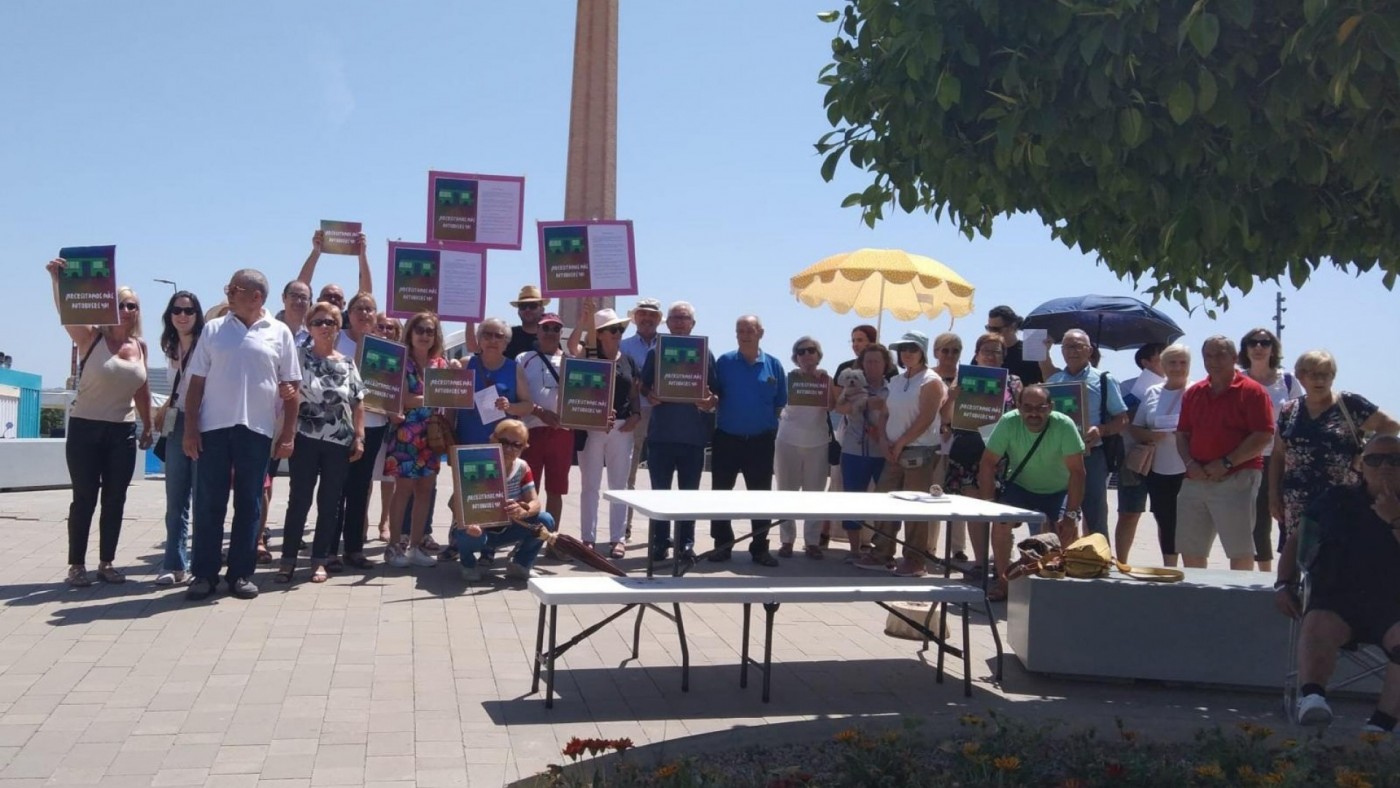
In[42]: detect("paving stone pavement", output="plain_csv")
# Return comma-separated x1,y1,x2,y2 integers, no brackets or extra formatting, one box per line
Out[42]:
0,468,1371,786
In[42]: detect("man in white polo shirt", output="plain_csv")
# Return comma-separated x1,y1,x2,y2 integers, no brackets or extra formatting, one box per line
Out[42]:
182,269,301,600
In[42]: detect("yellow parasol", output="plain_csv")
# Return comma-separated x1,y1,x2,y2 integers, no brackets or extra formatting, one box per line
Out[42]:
789,249,975,335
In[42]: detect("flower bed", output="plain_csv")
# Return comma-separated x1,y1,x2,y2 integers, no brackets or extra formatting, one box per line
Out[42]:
529,713,1400,787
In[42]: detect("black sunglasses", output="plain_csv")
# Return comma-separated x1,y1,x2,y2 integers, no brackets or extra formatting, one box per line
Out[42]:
795,347,819,356
1362,454,1400,468
119,302,140,312
169,306,197,316
309,318,339,328
599,326,625,334
540,325,563,333
1244,338,1273,348
412,325,437,336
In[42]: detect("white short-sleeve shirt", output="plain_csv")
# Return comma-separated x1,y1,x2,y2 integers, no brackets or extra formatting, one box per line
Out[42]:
518,349,565,430
188,310,302,438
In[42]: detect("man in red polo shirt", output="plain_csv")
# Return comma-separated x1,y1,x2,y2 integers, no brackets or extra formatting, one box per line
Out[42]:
1175,335,1276,570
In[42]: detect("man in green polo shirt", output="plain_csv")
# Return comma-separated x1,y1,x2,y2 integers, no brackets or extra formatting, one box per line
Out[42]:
974,385,1087,600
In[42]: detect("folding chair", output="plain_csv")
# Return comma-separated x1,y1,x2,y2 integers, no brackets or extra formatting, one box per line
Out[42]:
1282,516,1389,725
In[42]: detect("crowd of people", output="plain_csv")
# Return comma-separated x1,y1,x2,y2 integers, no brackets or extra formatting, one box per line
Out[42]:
48,248,1399,626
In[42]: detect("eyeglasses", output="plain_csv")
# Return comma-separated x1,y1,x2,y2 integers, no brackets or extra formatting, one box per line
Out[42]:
517,303,544,310
937,347,962,354
540,325,563,333
351,305,375,315
1362,454,1400,468
412,325,437,336
309,318,339,328
795,347,819,356
978,348,1005,357
120,302,140,312
599,326,625,335
376,323,396,332
480,330,507,340
1019,403,1052,413
667,315,694,323
225,284,252,298
1244,338,1273,349
169,306,196,316
496,438,526,450
285,294,310,304
1062,343,1090,351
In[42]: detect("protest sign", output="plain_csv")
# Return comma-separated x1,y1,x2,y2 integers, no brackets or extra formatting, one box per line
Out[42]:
558,357,615,430
357,335,407,416
450,444,509,529
56,246,118,326
654,335,708,402
951,365,1009,432
423,367,475,409
536,220,638,298
786,371,830,408
319,220,362,255
386,242,485,322
427,171,525,250
1045,381,1089,434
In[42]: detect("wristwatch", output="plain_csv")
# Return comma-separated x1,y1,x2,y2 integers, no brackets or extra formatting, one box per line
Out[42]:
1220,456,1235,470
1063,509,1082,522
1273,579,1297,591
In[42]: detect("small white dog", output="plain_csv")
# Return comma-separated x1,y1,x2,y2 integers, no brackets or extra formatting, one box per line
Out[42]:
836,367,867,410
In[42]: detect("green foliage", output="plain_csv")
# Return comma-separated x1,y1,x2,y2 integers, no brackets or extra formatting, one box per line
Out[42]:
815,1,1400,308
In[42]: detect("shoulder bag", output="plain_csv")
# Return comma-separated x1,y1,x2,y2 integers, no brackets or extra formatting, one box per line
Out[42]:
1098,370,1126,473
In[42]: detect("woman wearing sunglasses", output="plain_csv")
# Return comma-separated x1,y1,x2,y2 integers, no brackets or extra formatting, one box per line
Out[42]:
46,259,153,586
330,292,392,569
372,314,402,543
276,301,365,584
453,419,557,582
774,336,832,559
1271,350,1400,546
155,291,205,585
576,307,642,558
1238,328,1303,571
382,312,452,568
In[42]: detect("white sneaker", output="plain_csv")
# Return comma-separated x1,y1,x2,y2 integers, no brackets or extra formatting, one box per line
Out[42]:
505,562,538,580
155,570,188,586
408,547,438,567
460,564,484,583
1363,723,1390,734
387,546,411,568
1297,693,1333,726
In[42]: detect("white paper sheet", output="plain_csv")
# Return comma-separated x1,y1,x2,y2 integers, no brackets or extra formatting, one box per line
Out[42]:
475,179,523,247
1022,329,1049,362
474,386,507,425
585,224,634,291
437,249,484,322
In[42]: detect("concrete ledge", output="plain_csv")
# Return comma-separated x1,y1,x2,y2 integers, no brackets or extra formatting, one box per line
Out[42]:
1006,569,1379,692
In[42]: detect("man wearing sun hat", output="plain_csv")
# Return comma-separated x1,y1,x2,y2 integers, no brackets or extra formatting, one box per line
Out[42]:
505,284,551,359
621,297,663,538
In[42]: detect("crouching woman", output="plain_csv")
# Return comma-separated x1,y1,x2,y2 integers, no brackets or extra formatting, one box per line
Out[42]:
453,419,558,583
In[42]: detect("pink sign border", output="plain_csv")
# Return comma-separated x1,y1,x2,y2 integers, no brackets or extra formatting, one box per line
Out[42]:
385,240,486,323
426,170,526,251
536,219,639,299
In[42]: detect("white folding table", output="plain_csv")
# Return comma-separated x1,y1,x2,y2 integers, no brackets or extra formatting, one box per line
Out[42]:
522,490,1046,706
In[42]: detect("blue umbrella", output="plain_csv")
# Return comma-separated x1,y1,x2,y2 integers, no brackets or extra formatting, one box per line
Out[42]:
1022,295,1184,350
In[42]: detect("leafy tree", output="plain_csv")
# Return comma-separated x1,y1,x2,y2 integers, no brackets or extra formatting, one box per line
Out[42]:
815,1,1400,307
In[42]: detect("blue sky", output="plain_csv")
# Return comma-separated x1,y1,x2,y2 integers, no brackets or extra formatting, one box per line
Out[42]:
3,2,1395,413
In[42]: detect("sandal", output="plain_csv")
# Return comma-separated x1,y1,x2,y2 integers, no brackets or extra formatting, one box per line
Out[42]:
310,566,328,584
421,535,442,552
609,542,626,559
325,556,345,573
378,525,391,543
66,566,93,587
273,565,294,584
342,553,375,570
987,580,1009,603
804,545,824,560
95,565,125,584
256,544,272,564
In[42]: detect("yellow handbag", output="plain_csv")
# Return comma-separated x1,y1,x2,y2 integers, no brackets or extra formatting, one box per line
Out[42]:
1063,534,1184,582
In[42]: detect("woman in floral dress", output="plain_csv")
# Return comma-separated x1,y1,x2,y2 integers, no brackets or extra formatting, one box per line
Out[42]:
1270,350,1398,541
383,311,450,569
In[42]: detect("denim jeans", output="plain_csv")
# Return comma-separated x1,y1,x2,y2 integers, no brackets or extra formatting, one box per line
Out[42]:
283,433,352,565
452,513,556,569
646,441,706,554
1082,446,1109,537
709,430,776,555
65,416,137,565
839,452,885,531
163,410,196,572
998,483,1067,535
192,425,272,584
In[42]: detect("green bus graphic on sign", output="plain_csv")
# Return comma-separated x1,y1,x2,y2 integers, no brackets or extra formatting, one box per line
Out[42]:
965,377,1003,397
437,189,474,207
364,350,400,374
662,346,700,365
546,237,585,255
1050,394,1079,415
398,258,435,278
460,461,499,483
64,259,108,278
